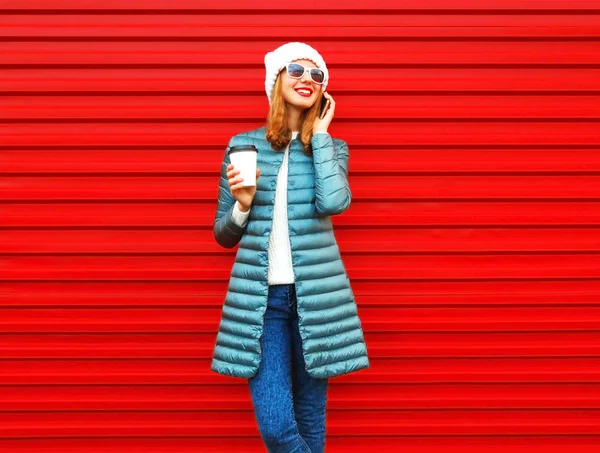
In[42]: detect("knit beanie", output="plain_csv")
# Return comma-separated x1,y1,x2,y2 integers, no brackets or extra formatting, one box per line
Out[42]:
264,42,329,105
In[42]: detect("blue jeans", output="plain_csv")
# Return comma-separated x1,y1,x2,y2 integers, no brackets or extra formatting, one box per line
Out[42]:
248,283,329,452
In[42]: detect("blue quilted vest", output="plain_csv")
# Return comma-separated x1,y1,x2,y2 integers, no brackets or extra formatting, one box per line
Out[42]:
211,125,370,379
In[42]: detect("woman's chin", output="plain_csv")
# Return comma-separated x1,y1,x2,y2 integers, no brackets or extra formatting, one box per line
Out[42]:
285,100,313,110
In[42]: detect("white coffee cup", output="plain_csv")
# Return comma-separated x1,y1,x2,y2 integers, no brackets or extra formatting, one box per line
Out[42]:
228,145,258,187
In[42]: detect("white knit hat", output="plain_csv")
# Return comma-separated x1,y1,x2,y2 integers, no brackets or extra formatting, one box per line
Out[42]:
264,42,329,105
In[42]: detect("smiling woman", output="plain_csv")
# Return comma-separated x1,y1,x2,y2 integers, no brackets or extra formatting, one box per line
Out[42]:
211,42,369,453
263,44,335,153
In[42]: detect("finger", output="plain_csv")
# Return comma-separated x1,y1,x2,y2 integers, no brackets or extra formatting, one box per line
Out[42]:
230,183,247,192
323,103,334,116
228,176,243,187
226,169,240,178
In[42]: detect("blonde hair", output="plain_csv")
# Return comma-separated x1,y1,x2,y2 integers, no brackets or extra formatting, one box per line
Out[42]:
265,71,323,156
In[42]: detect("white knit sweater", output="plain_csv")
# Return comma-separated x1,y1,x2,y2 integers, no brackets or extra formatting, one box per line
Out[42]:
231,131,329,285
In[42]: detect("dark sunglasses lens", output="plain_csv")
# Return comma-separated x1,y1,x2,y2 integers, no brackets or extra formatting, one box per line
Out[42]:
310,69,325,83
287,64,305,78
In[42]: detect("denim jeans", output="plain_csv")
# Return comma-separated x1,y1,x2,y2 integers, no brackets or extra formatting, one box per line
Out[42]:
248,283,329,452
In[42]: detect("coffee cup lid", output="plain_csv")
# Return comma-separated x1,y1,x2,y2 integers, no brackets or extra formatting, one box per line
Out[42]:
228,145,258,155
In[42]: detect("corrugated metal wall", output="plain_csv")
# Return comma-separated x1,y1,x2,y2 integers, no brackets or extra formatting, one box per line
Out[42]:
2,0,600,451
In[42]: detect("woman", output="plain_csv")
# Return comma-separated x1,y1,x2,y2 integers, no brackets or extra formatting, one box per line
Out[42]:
211,42,370,452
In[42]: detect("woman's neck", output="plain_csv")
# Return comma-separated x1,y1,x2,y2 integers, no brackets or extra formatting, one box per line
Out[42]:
287,104,304,131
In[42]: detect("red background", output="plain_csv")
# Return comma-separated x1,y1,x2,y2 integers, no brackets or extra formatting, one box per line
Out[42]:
2,0,600,451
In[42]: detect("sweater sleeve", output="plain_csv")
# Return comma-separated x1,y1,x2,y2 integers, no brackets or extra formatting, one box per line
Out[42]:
232,200,251,227
311,132,352,216
213,145,248,248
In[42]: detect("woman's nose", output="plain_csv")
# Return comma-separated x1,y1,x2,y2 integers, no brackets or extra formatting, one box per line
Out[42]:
300,72,312,83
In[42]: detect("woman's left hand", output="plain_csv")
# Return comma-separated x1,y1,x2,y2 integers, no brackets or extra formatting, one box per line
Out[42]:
313,91,335,134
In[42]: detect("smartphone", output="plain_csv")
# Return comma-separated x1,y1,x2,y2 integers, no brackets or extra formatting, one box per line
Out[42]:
319,94,330,119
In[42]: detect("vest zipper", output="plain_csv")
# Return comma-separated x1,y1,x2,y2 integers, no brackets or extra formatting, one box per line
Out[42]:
288,142,309,372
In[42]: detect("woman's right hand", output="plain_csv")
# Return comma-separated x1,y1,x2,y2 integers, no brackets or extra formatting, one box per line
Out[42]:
227,164,260,211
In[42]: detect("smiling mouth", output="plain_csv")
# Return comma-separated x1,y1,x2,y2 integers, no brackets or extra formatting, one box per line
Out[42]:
295,89,313,97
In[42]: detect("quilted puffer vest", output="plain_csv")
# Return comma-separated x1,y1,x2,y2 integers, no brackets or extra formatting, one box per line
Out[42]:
211,125,370,379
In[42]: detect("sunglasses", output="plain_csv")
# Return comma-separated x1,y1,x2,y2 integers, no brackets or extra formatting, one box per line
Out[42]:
284,63,325,84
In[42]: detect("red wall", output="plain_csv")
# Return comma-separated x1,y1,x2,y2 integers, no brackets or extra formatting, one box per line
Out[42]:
2,1,600,452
